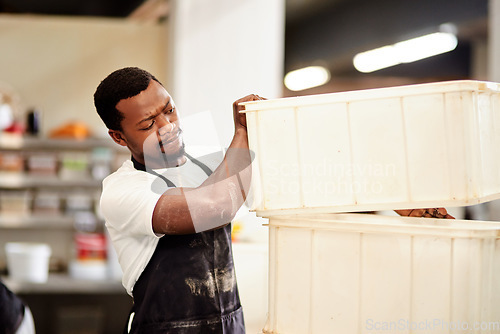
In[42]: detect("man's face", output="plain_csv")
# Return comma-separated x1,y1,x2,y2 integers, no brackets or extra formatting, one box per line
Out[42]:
111,80,185,168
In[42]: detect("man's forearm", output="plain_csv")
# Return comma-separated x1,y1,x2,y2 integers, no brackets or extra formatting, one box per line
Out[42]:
188,127,252,231
153,128,252,234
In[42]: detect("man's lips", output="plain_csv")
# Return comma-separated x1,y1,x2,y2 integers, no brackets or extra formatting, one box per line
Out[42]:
159,130,182,148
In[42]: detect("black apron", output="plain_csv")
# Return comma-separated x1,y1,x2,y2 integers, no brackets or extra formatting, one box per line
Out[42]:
126,154,246,334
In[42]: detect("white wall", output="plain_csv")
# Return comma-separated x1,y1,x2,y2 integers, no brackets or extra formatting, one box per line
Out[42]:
489,0,500,82
0,14,167,138
169,0,285,147
167,1,285,331
486,0,500,221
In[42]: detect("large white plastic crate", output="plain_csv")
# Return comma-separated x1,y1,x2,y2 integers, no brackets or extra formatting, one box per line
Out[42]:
242,80,500,216
264,213,500,334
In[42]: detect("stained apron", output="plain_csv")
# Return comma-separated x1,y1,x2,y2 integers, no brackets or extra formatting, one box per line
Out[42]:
127,155,245,334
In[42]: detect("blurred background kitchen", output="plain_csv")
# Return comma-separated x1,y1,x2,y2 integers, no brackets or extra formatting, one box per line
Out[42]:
0,0,497,333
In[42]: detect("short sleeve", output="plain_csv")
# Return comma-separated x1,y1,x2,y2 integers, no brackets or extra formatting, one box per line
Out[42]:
100,166,165,238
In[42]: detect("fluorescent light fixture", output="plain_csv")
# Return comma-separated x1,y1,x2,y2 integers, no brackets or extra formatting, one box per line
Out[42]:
284,66,331,91
353,32,458,73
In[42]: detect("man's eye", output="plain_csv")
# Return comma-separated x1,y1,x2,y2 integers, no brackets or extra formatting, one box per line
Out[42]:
164,108,175,114
142,121,155,130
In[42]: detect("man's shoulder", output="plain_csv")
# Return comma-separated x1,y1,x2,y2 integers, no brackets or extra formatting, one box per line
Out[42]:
104,159,132,179
102,159,148,188
100,159,164,220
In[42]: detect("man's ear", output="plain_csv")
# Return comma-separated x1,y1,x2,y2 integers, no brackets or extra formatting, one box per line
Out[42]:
108,129,127,147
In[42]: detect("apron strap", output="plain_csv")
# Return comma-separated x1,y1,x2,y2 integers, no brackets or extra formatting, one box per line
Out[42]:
185,152,213,177
131,153,213,186
131,156,176,188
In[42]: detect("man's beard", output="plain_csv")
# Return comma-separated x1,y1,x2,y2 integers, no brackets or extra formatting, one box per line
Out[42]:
143,133,186,169
159,142,186,167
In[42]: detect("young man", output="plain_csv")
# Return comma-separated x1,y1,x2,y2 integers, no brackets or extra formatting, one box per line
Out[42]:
95,67,454,334
94,67,261,333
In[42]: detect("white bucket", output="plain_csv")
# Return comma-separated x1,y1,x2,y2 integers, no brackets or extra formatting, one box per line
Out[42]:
5,242,52,283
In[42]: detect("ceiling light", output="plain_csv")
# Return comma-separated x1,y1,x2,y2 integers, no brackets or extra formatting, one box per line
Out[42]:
353,32,458,73
284,66,331,91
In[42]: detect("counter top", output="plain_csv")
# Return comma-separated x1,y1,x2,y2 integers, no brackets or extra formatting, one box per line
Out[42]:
2,273,126,295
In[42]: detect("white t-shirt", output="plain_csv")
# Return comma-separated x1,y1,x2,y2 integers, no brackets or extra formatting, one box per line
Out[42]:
100,153,221,296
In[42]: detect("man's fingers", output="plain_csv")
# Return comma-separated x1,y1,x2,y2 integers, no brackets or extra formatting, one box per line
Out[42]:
396,207,454,219
431,208,455,219
433,208,448,218
411,209,426,217
233,94,265,113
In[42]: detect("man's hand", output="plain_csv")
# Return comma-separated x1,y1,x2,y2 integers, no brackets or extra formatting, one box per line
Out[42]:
395,208,455,219
233,94,264,131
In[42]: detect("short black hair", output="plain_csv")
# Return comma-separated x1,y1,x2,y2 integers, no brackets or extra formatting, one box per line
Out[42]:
94,67,162,131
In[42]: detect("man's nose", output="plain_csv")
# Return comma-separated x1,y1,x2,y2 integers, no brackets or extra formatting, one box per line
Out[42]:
157,117,175,136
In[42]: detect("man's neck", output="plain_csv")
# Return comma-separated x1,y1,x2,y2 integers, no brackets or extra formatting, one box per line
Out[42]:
133,154,187,170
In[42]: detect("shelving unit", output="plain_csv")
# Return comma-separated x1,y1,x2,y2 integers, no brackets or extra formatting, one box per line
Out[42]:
0,134,131,334
0,133,128,273
2,274,132,334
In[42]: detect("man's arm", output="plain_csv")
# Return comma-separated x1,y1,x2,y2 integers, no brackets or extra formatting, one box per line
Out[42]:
152,94,262,235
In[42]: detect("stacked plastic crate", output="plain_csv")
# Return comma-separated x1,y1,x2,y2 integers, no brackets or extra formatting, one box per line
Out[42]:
241,80,500,334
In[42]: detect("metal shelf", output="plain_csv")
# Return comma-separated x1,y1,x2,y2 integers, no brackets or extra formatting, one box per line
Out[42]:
0,173,103,188
0,214,74,229
0,134,121,151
